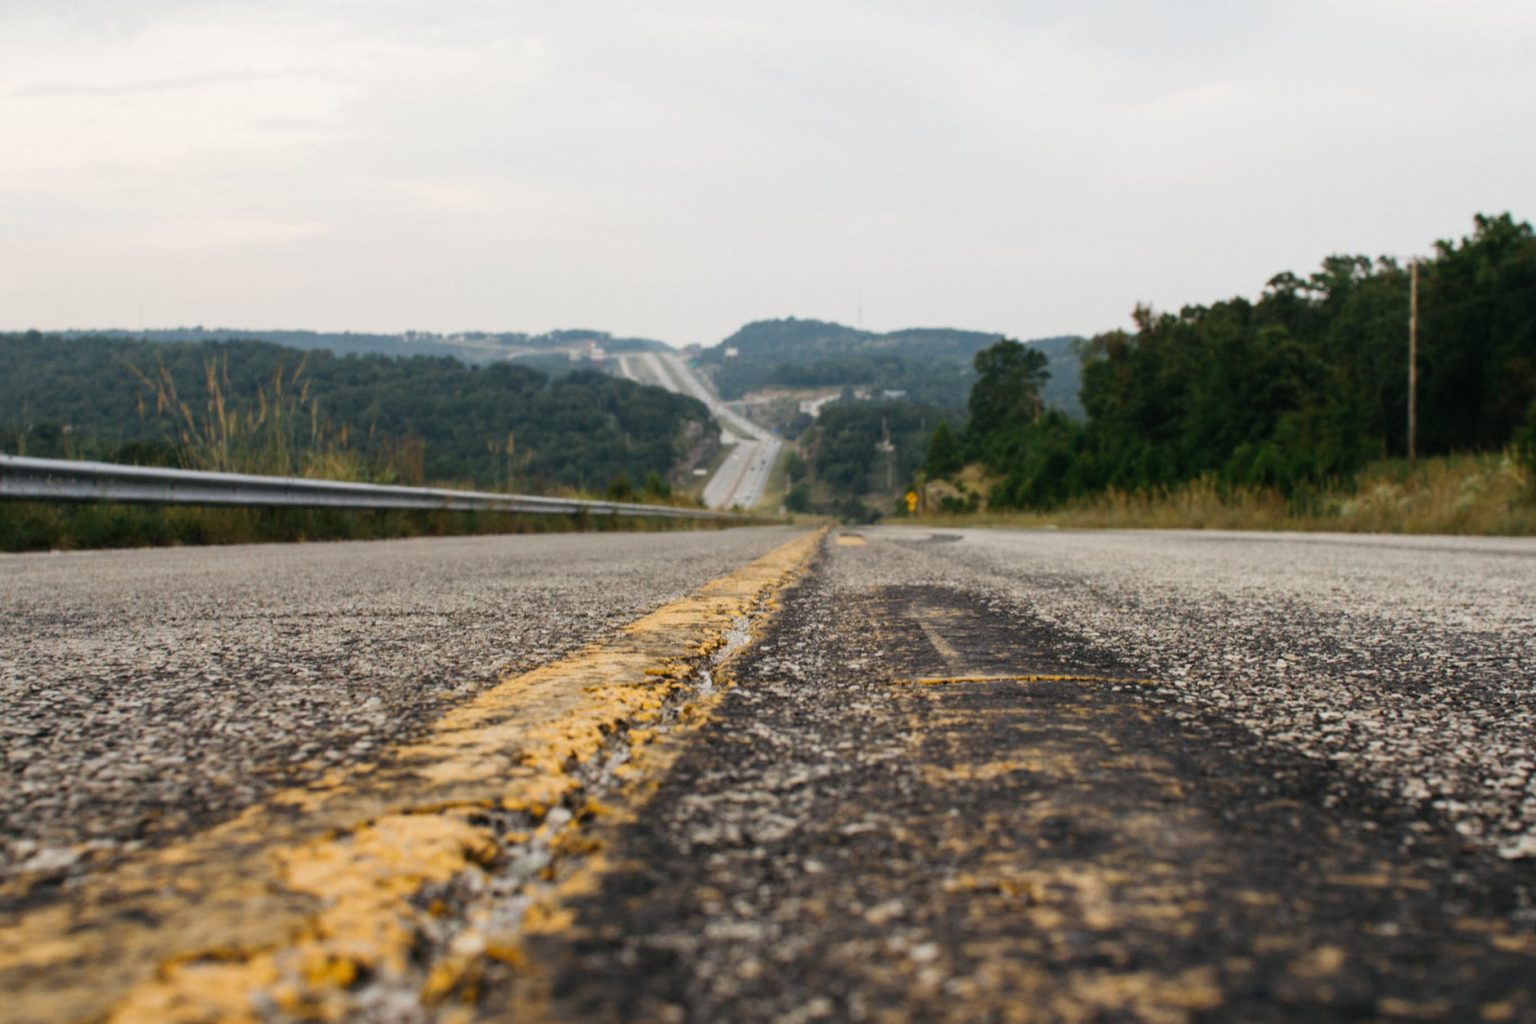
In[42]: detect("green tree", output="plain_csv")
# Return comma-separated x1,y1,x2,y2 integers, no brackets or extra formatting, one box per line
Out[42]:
923,420,963,477
967,338,1050,443
643,471,670,498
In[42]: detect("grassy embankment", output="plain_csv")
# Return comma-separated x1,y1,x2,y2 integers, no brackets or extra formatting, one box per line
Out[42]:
909,452,1536,536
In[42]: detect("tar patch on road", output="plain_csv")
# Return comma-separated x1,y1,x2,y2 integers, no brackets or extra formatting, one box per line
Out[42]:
503,552,1536,1022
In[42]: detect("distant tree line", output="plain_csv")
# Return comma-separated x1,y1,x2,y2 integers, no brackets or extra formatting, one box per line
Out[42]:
696,318,1082,413
0,334,708,492
931,213,1536,508
56,326,670,363
784,399,945,520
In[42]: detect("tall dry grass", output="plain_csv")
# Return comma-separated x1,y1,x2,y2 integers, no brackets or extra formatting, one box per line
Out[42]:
914,452,1536,535
125,353,367,480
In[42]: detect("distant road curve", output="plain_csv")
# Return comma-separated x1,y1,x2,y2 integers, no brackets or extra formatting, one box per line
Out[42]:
623,352,782,510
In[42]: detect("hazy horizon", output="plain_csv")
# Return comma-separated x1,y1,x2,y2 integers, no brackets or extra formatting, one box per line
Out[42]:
5,2,1533,347
23,317,1066,352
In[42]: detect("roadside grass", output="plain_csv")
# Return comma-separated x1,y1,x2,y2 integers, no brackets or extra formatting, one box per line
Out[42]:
124,351,372,481
908,451,1536,536
0,502,738,554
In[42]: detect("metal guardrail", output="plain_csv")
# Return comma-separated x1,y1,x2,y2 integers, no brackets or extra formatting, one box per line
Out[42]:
0,454,738,521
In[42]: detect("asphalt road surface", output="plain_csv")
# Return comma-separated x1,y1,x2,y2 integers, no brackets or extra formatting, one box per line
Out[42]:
0,527,801,894
511,527,1536,1021
4,525,1535,1022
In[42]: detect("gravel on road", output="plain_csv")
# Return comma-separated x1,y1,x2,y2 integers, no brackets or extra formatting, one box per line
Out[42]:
886,528,1536,861
0,527,801,898
507,527,1536,1022
7,524,1536,1022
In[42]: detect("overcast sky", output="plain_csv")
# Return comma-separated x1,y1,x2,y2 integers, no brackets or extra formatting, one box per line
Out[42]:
3,1,1533,347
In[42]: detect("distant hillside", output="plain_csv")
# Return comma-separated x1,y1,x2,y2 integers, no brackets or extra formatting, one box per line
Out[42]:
697,318,1084,417
57,327,671,365
1,333,706,490
1025,335,1086,420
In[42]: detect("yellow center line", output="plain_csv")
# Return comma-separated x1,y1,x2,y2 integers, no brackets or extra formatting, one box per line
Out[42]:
0,528,824,1024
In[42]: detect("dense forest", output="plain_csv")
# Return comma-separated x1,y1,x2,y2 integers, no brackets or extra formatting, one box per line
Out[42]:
789,401,946,518
1,334,708,492
56,327,670,364
696,318,1083,415
941,213,1536,509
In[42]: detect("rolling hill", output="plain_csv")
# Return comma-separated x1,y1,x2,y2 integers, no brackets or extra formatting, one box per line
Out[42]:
695,318,1084,417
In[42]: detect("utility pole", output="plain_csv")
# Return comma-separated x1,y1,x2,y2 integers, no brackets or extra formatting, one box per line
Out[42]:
1408,258,1419,464
876,416,895,492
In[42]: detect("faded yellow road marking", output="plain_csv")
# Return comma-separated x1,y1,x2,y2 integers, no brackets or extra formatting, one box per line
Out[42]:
896,673,1158,687
884,668,1536,1019
889,681,1240,1018
0,528,823,1024
911,617,967,675
835,533,867,546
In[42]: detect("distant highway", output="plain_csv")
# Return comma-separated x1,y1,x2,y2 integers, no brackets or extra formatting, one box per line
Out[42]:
621,351,783,510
